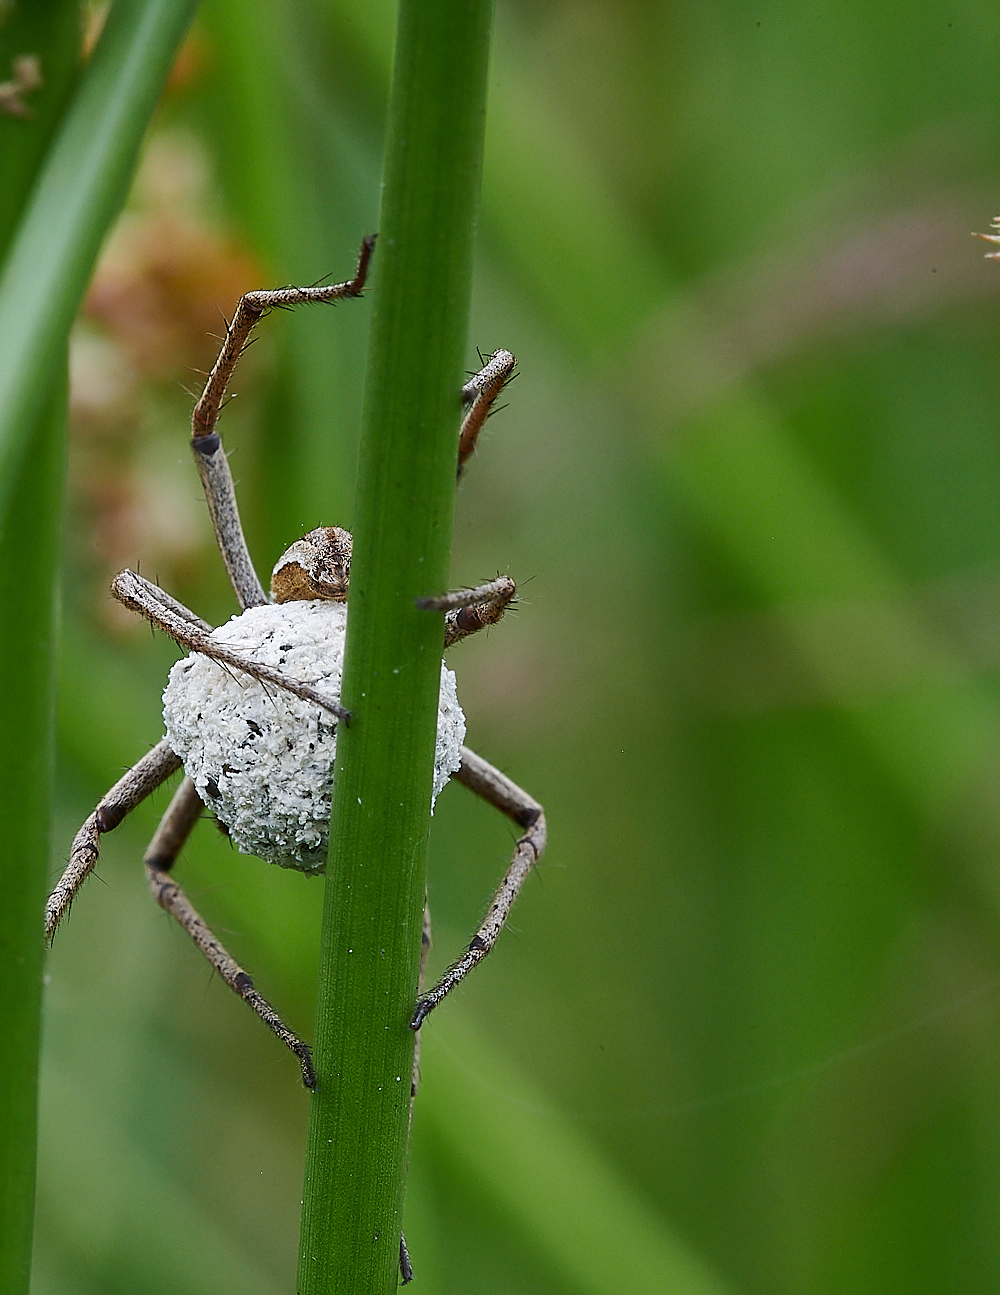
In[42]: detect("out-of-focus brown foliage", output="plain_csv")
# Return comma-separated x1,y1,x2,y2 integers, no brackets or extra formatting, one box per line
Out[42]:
83,142,261,379
69,131,265,633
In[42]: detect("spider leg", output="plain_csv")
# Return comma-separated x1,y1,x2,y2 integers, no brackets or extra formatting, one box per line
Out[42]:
419,340,520,645
410,747,546,1029
190,235,376,610
126,570,214,632
111,569,350,723
411,901,432,1100
416,575,517,647
396,902,431,1286
189,435,267,612
399,1234,415,1285
458,349,515,476
145,777,317,1089
45,739,182,941
403,356,525,1281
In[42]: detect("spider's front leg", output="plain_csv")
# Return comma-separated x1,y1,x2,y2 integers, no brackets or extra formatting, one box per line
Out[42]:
458,348,515,475
189,236,375,610
144,778,317,1089
112,570,350,722
416,575,517,647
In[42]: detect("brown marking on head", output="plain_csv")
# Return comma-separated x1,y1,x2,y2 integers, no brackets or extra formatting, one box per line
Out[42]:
270,527,352,603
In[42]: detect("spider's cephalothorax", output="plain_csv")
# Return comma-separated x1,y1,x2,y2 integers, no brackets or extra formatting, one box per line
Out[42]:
46,238,545,1157
270,525,352,603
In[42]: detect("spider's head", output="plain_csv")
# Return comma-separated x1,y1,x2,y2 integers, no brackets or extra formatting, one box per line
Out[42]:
270,526,352,602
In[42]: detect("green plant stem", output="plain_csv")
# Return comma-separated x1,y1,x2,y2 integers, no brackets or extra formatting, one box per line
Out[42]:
0,373,66,1295
0,9,77,1290
0,4,197,1287
296,2,496,1290
0,1,82,258
0,0,199,532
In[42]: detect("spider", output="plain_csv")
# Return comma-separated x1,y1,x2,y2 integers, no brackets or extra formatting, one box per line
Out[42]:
45,236,547,1099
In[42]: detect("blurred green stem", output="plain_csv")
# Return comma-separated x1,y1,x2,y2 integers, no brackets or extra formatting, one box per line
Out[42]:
0,0,199,528
296,1,495,1291
0,3,197,1289
0,8,77,1291
0,373,66,1295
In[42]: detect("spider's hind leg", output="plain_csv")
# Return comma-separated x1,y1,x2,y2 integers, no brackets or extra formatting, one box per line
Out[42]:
46,739,182,941
145,777,317,1089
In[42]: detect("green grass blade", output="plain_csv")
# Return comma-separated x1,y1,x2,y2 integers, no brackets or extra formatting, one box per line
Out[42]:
0,0,199,530
296,2,496,1291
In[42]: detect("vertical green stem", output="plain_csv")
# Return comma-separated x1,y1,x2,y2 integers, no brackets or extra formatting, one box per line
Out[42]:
0,373,66,1295
0,4,198,1287
0,8,79,1289
297,2,495,1291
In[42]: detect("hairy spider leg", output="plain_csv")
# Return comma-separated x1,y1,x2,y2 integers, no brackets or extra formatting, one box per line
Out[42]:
112,570,351,722
45,739,182,940
128,570,214,632
399,1235,415,1286
405,902,434,1129
145,778,317,1089
410,746,546,1030
458,349,516,475
396,902,432,1286
412,901,433,1100
416,575,517,647
189,235,376,610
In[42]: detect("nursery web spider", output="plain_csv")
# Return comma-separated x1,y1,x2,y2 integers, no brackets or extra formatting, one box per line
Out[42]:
46,237,546,1105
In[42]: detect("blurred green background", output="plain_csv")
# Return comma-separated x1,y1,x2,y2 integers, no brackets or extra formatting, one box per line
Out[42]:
35,1,1000,1291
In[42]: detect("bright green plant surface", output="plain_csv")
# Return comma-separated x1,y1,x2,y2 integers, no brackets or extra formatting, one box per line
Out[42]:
0,376,66,1295
32,1,1000,1293
0,14,78,1290
0,3,197,1292
297,2,495,1290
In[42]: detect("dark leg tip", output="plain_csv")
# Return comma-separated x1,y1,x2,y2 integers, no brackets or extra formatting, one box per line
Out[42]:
410,999,429,1031
399,1234,414,1285
298,1047,318,1090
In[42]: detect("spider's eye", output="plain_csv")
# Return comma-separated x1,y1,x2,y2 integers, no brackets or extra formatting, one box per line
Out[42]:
271,526,352,602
